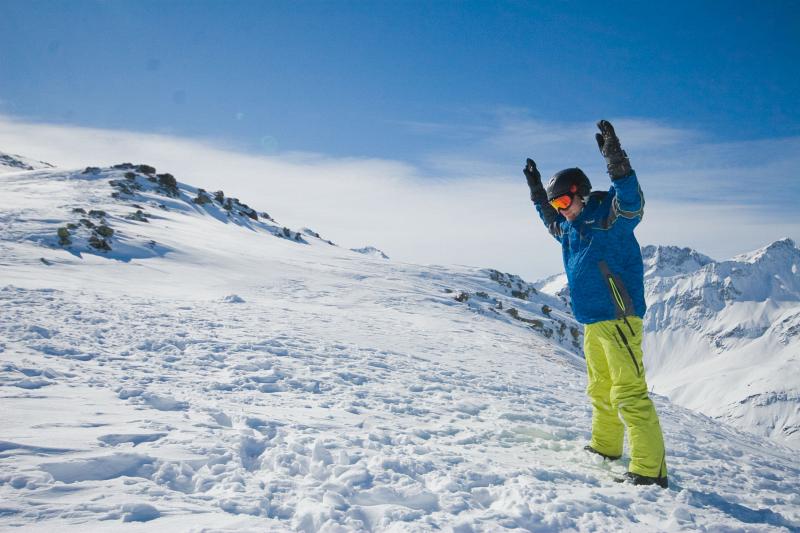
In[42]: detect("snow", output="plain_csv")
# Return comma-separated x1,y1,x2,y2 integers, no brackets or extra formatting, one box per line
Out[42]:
1,164,799,531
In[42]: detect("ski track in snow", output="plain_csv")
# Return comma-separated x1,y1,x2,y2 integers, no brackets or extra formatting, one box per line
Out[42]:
1,166,799,531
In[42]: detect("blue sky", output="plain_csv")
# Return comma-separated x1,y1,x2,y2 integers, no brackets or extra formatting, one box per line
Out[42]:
3,1,798,156
1,1,799,278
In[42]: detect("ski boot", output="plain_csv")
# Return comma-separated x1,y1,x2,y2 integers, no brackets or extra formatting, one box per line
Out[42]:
614,471,669,489
583,445,621,461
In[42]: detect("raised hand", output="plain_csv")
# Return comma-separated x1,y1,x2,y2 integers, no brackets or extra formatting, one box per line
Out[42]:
523,158,547,203
595,120,632,180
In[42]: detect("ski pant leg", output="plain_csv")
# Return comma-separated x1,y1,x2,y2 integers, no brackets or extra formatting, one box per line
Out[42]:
584,322,625,458
598,317,668,478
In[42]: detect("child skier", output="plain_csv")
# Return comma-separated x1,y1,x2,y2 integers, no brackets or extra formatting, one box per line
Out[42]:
524,120,668,488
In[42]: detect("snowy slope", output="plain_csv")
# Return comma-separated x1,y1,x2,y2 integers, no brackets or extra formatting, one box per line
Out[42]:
0,151,54,174
1,163,799,532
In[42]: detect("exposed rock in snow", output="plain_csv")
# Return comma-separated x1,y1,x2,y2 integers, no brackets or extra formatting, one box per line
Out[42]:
350,246,389,259
0,162,324,260
0,151,55,174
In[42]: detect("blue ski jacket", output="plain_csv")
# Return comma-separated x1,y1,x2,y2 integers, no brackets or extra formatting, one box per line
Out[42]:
535,171,646,325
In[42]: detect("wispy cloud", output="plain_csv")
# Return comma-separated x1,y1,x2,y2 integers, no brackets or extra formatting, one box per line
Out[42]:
1,113,797,281
404,110,800,209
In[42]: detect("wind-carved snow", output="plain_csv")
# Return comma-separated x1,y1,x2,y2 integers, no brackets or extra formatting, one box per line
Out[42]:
0,163,798,531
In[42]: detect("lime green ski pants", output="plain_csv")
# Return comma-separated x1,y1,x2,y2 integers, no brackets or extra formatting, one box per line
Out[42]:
584,316,667,478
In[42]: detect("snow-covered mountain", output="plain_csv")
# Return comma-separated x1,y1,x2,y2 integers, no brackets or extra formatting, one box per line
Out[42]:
1,160,798,531
641,241,800,449
538,241,800,451
641,245,715,278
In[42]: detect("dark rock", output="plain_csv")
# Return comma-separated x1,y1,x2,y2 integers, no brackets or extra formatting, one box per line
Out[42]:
455,291,470,303
80,218,95,228
542,304,552,316
82,166,101,174
72,207,87,214
126,210,149,222
511,289,530,300
88,209,107,218
95,225,114,238
88,235,111,251
157,173,177,188
57,227,71,246
109,179,136,195
136,164,156,175
214,190,225,203
193,189,212,205
112,163,135,170
157,173,179,196
238,208,258,220
124,172,136,180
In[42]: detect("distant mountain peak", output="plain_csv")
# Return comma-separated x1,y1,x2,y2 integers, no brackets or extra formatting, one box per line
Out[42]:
732,237,798,265
641,244,715,278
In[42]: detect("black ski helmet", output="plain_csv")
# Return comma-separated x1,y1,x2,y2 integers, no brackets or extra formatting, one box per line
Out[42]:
545,168,592,202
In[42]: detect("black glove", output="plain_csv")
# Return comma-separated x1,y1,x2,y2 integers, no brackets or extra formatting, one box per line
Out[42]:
595,120,632,180
523,158,548,204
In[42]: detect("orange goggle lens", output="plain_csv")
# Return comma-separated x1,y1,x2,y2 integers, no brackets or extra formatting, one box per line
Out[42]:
549,194,573,210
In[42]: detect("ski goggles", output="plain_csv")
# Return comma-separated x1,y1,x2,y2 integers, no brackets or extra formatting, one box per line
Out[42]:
549,193,575,211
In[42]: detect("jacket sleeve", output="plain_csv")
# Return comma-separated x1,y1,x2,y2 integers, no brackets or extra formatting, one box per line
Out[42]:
607,171,644,231
534,201,565,242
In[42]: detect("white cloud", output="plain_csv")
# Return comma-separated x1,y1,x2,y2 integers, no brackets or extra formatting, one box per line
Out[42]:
1,113,797,281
